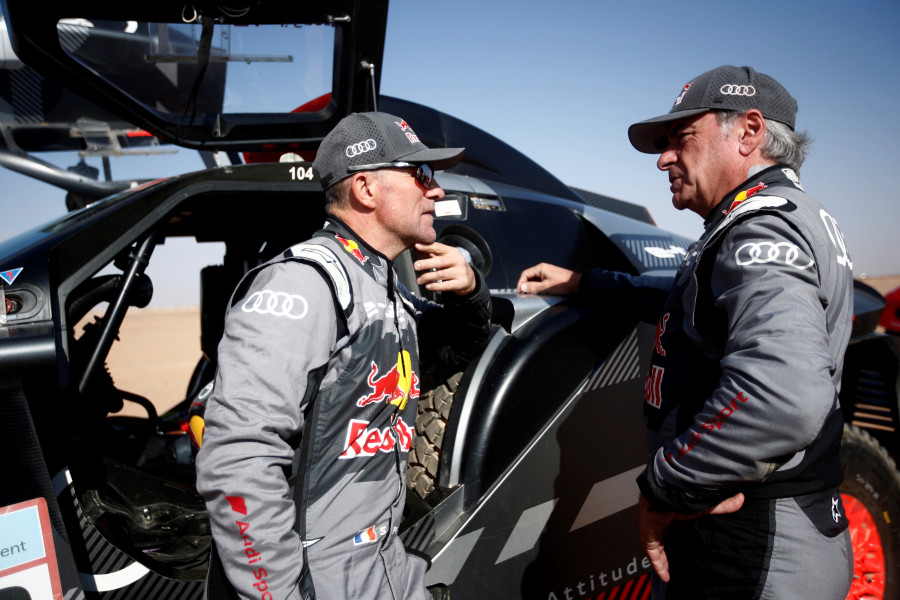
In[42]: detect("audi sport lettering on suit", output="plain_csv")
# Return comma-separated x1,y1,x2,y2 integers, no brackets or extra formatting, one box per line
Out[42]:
196,112,491,600
517,66,854,598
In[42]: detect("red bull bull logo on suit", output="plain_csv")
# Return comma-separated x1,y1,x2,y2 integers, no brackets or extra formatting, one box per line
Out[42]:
335,234,368,264
356,351,419,411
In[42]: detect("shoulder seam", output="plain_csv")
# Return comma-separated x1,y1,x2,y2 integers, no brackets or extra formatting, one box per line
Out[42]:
285,243,353,320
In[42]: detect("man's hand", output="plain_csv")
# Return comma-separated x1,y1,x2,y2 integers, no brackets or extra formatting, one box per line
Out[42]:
414,242,476,296
517,263,581,295
638,492,745,583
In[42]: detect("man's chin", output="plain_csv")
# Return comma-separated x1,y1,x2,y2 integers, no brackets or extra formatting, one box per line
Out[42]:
412,228,436,247
671,192,695,213
422,223,436,243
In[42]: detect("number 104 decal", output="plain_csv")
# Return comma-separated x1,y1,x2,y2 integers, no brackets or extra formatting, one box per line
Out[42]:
289,165,315,181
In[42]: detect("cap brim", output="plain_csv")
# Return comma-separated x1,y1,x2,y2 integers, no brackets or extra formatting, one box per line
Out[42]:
627,108,711,154
398,147,465,171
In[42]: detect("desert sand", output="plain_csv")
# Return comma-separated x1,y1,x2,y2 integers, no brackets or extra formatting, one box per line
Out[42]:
103,306,203,418
860,274,900,296
103,275,900,418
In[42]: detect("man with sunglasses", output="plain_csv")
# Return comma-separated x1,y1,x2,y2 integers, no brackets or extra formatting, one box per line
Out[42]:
197,112,491,600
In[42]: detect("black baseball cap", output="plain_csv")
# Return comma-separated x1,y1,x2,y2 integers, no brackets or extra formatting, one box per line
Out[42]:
628,65,798,154
313,111,464,189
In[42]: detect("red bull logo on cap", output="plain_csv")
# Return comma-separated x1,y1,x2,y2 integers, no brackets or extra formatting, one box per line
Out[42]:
395,119,419,143
674,82,692,105
335,234,368,264
356,351,419,411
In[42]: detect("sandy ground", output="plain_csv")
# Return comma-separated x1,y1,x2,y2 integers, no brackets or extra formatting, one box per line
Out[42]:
102,306,202,418
860,274,900,296
102,275,900,418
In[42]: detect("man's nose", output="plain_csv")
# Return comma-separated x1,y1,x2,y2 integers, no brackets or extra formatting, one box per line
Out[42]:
427,182,445,200
657,147,676,171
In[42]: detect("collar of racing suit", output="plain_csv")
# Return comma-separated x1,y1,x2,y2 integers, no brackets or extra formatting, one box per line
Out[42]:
703,164,799,232
319,216,392,279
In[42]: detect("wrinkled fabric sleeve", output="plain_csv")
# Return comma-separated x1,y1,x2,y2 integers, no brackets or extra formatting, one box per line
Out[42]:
414,269,492,370
638,214,837,513
195,262,337,600
577,268,673,324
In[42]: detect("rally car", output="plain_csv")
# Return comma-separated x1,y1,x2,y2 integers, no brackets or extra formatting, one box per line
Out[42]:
0,1,897,599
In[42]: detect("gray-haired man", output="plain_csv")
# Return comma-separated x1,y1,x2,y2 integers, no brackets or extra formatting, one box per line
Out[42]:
519,66,854,598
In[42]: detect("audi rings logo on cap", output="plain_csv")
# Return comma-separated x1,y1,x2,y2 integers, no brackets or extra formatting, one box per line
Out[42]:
242,290,309,319
735,241,814,270
346,139,377,158
720,84,756,97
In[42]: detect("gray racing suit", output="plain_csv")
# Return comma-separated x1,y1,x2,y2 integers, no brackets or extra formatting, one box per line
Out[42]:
582,165,854,598
196,217,491,600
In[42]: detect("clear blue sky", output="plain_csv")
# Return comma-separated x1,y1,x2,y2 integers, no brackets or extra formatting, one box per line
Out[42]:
1,0,898,306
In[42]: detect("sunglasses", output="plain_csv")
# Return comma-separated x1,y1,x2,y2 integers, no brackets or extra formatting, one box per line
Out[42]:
347,162,434,190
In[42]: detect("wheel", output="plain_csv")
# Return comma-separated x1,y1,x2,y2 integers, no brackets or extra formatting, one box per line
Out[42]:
407,371,462,500
841,424,900,600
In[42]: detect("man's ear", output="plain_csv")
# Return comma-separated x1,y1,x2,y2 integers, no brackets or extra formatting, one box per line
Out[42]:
738,109,766,157
348,172,378,210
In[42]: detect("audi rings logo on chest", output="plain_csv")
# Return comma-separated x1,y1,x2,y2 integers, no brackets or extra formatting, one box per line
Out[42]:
735,241,815,270
346,139,377,158
720,84,756,97
242,290,309,319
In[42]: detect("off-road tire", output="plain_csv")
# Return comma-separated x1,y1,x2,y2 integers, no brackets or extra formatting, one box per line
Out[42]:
840,424,900,600
408,371,462,499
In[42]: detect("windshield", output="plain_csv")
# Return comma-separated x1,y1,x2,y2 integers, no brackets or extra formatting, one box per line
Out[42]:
57,19,335,117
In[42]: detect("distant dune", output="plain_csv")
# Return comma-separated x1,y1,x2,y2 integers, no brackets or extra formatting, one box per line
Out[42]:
102,306,201,418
